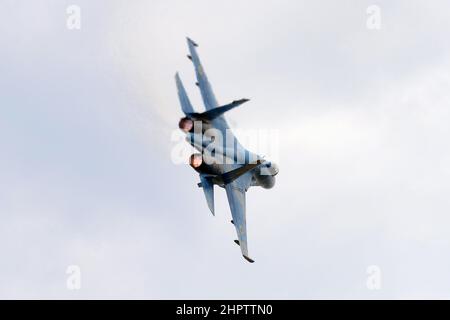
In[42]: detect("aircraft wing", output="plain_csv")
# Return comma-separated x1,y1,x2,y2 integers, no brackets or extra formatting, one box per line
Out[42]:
225,173,255,263
199,173,215,216
187,37,219,111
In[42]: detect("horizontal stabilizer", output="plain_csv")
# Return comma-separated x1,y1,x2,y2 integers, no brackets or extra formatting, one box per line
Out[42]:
221,160,263,185
187,99,249,122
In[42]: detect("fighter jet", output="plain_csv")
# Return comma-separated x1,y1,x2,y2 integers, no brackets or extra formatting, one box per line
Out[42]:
175,38,279,263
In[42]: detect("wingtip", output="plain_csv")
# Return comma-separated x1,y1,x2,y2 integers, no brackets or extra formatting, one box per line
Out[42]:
186,37,199,47
243,255,255,263
208,200,215,216
207,201,215,216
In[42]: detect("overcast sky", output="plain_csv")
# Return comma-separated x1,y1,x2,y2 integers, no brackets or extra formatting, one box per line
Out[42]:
1,0,450,299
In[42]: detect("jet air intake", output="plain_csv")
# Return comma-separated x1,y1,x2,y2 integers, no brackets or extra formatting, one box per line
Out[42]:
254,162,279,189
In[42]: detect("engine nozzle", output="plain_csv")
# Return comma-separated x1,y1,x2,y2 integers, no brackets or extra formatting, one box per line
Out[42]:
189,153,203,168
178,117,194,132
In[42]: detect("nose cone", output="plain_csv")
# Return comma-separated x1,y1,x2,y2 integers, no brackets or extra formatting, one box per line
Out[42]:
179,117,193,132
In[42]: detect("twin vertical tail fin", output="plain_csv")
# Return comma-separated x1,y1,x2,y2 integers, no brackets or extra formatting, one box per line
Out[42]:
175,72,195,115
177,37,249,118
